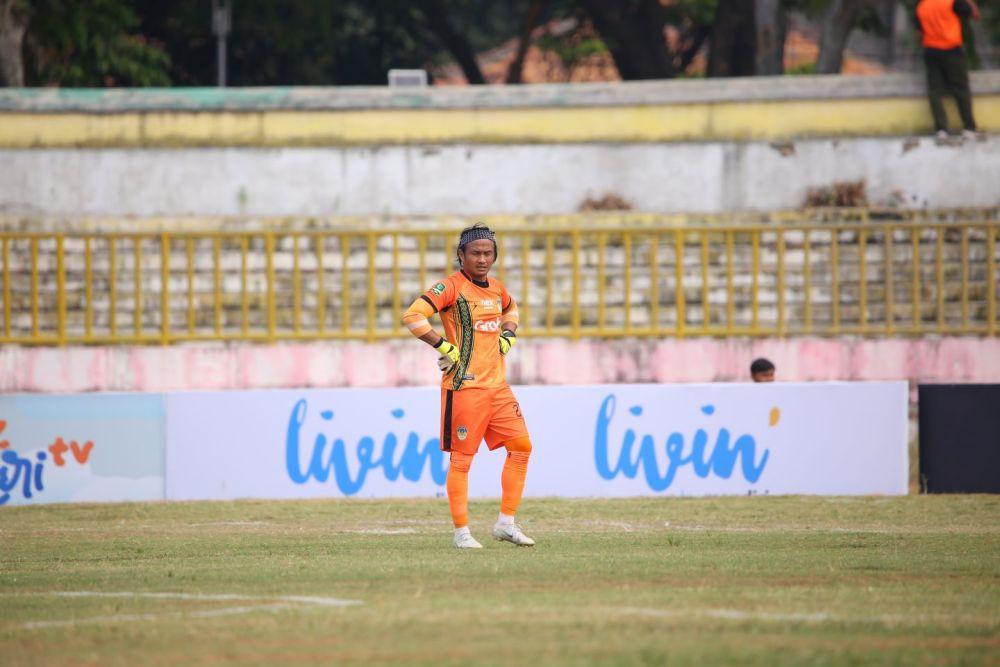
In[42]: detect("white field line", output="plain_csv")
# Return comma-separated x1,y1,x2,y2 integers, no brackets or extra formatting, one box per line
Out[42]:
542,524,1000,535
22,603,296,630
609,606,997,627
186,521,270,527
15,591,362,629
37,591,361,606
344,528,418,535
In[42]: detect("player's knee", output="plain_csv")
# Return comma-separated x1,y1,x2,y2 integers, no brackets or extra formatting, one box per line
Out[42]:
504,436,532,454
449,451,473,473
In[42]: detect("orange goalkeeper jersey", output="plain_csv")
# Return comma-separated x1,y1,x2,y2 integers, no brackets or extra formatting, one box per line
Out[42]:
403,270,520,391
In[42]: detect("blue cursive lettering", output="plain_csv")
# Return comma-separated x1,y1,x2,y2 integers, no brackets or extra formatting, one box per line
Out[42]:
285,399,448,496
595,394,769,491
0,449,45,506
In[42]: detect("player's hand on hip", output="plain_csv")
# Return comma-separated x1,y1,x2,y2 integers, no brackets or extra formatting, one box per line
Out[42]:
499,330,516,356
435,338,460,373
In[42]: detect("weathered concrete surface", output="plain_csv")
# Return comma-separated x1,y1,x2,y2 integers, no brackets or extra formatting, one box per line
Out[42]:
2,72,999,111
3,136,997,216
3,337,997,393
2,74,999,148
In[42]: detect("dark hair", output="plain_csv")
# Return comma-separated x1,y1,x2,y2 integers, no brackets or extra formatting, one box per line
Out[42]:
456,222,498,265
750,358,775,375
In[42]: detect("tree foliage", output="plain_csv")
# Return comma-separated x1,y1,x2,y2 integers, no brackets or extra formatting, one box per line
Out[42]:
2,0,997,87
22,0,170,86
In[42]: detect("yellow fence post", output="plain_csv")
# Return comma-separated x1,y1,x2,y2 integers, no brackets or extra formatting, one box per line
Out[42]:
750,230,759,333
2,237,10,339
520,233,530,334
266,233,276,341
884,226,893,336
545,234,554,334
725,230,734,335
647,232,658,335
858,228,867,333
56,236,66,345
110,236,118,338
186,238,195,337
134,236,143,338
160,233,170,345
674,230,685,338
213,236,222,336
960,226,969,330
317,234,326,335
776,229,785,336
623,233,632,334
240,236,249,336
571,230,581,339
831,228,840,334
293,234,302,336
391,234,400,337
700,231,709,332
988,224,996,336
936,226,944,333
911,229,921,332
341,234,351,334
84,237,93,340
30,237,39,340
597,232,606,333
367,233,377,343
803,229,812,334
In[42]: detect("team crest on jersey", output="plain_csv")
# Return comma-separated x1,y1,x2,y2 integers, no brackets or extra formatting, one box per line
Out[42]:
457,425,469,441
431,282,446,296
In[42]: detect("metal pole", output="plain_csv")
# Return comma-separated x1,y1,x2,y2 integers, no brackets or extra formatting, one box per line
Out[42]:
212,0,231,87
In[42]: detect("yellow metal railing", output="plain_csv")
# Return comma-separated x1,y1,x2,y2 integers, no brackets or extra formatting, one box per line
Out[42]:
0,220,997,344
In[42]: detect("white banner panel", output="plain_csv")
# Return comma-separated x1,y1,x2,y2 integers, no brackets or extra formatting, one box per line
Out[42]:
165,382,908,500
0,394,165,506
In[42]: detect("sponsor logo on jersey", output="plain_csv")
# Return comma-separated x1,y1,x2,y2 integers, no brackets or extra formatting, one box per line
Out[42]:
430,282,446,296
480,299,496,310
457,425,468,441
474,317,502,332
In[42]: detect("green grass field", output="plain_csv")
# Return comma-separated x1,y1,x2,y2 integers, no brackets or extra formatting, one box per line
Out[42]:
2,496,998,666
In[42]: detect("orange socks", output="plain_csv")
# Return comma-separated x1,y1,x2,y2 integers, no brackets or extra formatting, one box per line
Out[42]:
447,451,474,528
500,437,532,517
448,439,532,529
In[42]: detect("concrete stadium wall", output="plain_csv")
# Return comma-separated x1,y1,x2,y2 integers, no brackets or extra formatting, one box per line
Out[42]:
2,73,999,216
3,136,999,217
4,337,997,394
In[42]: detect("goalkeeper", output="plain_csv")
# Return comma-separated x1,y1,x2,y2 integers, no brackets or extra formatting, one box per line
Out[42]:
402,223,535,549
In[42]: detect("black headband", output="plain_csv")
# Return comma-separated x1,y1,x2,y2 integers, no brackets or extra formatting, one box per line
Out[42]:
459,227,496,249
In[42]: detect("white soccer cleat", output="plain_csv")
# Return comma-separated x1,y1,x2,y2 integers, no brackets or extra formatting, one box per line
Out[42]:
492,522,535,547
453,531,484,549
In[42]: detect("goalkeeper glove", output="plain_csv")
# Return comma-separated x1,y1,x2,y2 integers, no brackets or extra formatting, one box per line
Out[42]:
434,338,460,373
499,330,516,356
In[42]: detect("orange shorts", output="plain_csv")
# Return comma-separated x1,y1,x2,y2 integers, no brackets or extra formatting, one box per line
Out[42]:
440,384,529,455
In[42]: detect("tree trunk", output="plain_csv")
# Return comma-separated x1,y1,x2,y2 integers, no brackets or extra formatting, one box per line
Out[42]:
415,0,485,84
579,0,675,80
0,0,28,86
816,0,869,74
707,0,756,77
755,0,787,75
506,0,547,84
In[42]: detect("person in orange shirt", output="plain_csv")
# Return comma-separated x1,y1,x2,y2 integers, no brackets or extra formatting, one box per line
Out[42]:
915,0,981,139
402,223,535,549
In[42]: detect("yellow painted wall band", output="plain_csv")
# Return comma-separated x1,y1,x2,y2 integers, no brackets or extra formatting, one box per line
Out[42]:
1,97,997,148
